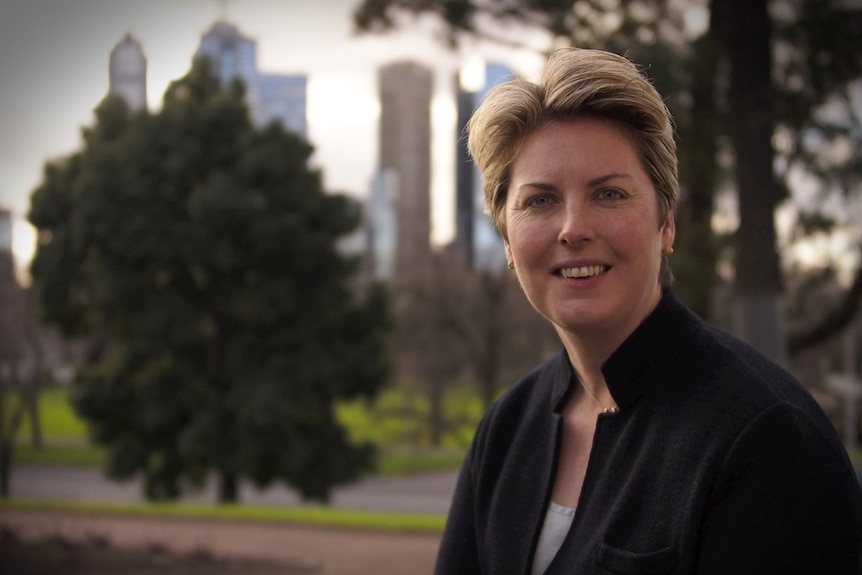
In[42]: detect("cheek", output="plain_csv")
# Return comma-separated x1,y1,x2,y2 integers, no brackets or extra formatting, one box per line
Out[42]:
506,223,544,260
614,215,659,248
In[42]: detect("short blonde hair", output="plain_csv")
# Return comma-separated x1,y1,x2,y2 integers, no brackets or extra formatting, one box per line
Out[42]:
467,48,679,283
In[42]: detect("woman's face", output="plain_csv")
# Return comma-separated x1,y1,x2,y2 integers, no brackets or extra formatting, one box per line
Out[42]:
504,117,674,343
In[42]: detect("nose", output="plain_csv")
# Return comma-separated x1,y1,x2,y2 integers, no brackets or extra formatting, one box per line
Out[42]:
557,198,594,247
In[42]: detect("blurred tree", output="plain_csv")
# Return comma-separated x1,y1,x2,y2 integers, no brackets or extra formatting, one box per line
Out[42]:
427,265,558,409
390,262,464,446
393,254,558,444
0,242,54,497
352,0,862,365
0,251,28,497
27,59,391,503
771,1,862,356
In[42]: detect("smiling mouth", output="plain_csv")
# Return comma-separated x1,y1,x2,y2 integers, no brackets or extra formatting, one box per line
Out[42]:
559,265,609,279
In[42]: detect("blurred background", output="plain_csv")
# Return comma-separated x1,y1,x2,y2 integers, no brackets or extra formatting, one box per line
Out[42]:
0,0,861,568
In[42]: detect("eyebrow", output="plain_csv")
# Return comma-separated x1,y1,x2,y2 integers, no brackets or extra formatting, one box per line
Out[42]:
587,173,633,187
515,172,635,192
516,181,555,192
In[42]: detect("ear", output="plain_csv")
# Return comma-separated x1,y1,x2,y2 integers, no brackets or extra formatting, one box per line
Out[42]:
661,211,676,250
504,239,514,267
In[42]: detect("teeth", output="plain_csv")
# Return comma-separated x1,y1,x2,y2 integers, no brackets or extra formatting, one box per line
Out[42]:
561,265,606,278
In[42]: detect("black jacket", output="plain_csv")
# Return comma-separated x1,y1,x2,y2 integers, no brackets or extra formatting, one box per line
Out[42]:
435,290,862,574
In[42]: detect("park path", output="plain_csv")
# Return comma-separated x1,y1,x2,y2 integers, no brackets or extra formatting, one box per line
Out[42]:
1,507,441,574
8,464,458,514
2,464,456,574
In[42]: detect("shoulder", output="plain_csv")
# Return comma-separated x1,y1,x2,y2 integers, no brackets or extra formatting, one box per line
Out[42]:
665,316,858,490
648,305,862,560
640,299,850,472
699,396,862,565
678,320,826,421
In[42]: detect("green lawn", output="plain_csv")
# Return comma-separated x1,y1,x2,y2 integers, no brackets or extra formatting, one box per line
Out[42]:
14,385,855,535
11,384,478,475
11,386,104,466
0,498,447,533
24,387,90,436
5,383,471,531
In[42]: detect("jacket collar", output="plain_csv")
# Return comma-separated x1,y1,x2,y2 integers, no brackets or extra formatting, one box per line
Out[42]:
550,289,694,412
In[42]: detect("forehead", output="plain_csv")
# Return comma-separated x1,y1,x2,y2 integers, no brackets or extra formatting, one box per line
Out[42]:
510,118,646,183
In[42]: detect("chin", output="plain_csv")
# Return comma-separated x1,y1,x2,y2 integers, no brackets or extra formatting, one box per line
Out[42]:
552,311,614,334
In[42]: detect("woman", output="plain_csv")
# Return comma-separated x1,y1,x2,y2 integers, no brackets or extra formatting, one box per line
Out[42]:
434,48,862,574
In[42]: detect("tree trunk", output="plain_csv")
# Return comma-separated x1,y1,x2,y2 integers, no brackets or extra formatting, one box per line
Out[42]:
675,32,721,322
218,471,239,503
428,385,444,447
0,375,8,498
0,370,6,498
478,272,503,408
788,251,862,356
25,387,43,449
24,315,45,449
0,383,25,499
0,441,10,498
713,0,788,366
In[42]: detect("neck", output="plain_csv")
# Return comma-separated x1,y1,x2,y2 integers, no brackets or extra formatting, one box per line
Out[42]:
557,327,614,379
557,329,615,409
556,286,666,391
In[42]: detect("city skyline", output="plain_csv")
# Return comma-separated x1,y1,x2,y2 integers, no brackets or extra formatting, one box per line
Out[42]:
0,0,548,284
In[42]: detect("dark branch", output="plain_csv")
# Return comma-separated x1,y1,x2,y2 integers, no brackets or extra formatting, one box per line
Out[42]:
788,246,862,356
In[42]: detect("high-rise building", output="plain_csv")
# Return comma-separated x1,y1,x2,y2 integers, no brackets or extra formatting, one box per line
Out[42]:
454,74,476,271
195,20,307,137
366,169,399,280
108,33,147,111
377,61,433,279
257,74,307,137
0,208,11,257
195,20,258,104
0,208,16,290
454,61,513,272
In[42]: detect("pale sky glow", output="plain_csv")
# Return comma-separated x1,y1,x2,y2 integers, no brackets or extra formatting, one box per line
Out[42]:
0,0,548,284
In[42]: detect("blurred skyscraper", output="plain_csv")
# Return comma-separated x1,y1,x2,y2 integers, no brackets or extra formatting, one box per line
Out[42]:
0,207,19,360
0,208,11,263
0,207,20,336
195,20,307,137
454,61,513,272
108,33,147,111
366,169,399,280
454,76,475,271
375,61,433,280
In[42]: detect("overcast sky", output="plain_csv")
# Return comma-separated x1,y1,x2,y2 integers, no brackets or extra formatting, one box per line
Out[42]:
0,0,548,282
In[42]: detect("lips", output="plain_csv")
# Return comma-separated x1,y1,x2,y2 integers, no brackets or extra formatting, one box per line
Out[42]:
559,265,609,278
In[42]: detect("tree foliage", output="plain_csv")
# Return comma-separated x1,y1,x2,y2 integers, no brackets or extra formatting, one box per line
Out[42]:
27,59,391,503
0,257,31,497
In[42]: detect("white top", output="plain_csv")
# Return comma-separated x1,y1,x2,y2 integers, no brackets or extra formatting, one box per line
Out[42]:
531,501,576,575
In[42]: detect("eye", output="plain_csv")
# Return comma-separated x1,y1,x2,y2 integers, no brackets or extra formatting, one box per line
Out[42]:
525,193,554,208
596,188,626,201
